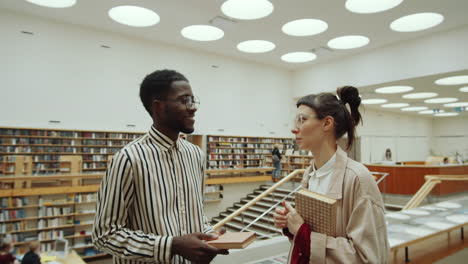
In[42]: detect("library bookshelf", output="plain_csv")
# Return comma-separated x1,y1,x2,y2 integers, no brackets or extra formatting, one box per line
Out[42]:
206,135,294,170
0,127,144,176
264,154,313,178
0,180,103,259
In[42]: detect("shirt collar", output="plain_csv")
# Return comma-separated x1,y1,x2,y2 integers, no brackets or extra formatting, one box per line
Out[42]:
148,125,180,151
310,152,337,178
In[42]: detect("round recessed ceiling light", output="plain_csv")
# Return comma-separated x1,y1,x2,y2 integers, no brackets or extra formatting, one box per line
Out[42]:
221,0,273,20
435,112,459,117
402,106,428,111
237,40,275,53
375,86,414,94
25,0,76,8
391,12,444,32
328,35,369,50
181,25,224,41
382,103,409,108
345,0,403,14
282,19,328,37
419,109,445,114
281,52,317,63
361,99,387,105
424,97,458,104
444,102,468,107
108,6,160,27
459,87,468,92
403,92,438,99
435,75,468,85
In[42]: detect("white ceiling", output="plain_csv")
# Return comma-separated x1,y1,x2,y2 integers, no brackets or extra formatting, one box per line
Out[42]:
1,0,468,69
358,69,468,117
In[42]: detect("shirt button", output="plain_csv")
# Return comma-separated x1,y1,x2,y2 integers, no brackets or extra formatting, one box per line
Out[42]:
299,253,302,256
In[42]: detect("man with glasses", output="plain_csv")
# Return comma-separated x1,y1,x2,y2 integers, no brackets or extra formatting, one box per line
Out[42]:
93,69,228,264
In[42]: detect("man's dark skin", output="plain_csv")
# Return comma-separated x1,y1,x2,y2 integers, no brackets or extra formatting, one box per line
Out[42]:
151,80,229,263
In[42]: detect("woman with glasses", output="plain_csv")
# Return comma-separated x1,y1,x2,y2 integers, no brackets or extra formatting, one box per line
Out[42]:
273,86,388,263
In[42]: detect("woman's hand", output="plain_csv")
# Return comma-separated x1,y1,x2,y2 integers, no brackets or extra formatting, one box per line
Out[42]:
284,201,304,235
273,202,289,228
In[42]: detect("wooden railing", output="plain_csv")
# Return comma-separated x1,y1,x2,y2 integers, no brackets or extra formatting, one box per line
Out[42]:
213,169,305,230
403,174,468,210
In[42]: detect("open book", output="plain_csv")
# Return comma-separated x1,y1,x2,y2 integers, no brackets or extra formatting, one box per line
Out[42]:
295,188,337,237
207,231,256,249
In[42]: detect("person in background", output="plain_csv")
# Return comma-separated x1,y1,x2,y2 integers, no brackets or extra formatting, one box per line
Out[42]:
273,86,388,263
272,144,282,182
0,239,19,264
443,157,449,165
20,242,40,264
382,148,395,165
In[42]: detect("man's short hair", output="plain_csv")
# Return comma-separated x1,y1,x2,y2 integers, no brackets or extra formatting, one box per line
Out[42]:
139,69,188,116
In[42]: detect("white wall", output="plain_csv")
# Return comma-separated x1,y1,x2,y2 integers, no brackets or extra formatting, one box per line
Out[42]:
292,25,468,97
432,116,468,160
358,109,433,163
0,11,294,137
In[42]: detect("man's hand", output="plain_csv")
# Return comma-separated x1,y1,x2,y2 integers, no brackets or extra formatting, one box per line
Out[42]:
172,232,229,263
284,201,304,235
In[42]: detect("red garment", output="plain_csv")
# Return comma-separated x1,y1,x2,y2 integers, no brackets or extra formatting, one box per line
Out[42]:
0,253,16,264
283,224,312,264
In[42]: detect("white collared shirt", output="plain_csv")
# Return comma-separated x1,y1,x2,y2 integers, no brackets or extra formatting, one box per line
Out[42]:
308,152,337,195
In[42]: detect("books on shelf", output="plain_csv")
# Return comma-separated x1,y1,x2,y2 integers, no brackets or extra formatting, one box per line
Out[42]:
0,127,145,175
207,232,256,249
295,188,337,237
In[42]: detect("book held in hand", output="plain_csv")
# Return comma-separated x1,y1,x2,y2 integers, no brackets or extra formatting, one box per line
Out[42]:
295,188,337,237
207,231,256,249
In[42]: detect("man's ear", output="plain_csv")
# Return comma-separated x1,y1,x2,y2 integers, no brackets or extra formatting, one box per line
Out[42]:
151,100,163,119
322,116,335,132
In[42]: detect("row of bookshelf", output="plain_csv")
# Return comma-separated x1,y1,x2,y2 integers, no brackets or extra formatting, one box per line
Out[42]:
0,128,142,140
206,134,295,170
0,146,120,154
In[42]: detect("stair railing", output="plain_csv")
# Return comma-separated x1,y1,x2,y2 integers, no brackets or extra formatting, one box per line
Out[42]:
213,169,305,231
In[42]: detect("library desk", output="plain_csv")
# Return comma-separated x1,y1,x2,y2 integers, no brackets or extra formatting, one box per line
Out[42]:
365,164,468,195
41,250,86,264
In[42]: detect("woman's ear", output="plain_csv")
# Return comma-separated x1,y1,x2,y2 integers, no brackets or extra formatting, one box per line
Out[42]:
322,116,335,132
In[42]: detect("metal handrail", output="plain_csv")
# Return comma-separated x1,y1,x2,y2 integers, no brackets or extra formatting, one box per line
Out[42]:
212,169,305,231
240,185,302,232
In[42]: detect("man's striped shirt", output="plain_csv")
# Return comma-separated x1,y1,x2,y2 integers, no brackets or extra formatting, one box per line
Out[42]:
92,126,213,263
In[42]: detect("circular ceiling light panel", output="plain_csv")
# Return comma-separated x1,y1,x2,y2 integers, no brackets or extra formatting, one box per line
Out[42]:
221,0,273,20
237,40,275,53
443,102,468,107
25,0,76,8
281,52,317,63
459,86,468,92
361,99,387,105
345,0,403,14
391,12,444,32
282,19,328,36
401,106,428,111
435,75,468,85
375,86,413,94
435,112,459,117
328,35,369,50
419,110,444,114
109,6,160,27
424,98,458,104
181,25,224,41
403,92,438,99
381,103,409,108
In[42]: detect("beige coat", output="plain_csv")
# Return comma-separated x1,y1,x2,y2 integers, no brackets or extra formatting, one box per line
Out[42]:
289,147,389,263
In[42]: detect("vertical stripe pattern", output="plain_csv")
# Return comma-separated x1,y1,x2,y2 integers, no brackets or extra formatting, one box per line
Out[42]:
92,126,213,263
